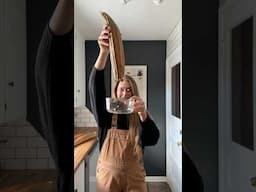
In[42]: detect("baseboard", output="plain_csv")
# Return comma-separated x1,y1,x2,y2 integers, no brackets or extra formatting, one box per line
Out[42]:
90,176,167,183
145,176,167,182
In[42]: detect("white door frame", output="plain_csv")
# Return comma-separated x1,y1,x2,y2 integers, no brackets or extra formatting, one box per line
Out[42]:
166,47,182,192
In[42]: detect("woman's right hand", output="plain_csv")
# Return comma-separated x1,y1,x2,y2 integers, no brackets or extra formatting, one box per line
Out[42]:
94,25,111,70
98,25,111,54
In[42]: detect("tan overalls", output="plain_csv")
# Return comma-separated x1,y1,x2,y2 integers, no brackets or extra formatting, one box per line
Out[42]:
96,114,147,192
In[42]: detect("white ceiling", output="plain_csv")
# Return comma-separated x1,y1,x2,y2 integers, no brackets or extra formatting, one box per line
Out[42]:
75,0,181,40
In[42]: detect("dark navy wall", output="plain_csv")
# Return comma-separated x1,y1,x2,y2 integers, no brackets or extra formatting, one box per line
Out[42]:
183,0,219,191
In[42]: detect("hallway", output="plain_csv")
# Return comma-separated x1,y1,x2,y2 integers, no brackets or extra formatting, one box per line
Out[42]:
0,170,172,192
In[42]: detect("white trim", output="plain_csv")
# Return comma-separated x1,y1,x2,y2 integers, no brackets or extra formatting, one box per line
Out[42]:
218,5,225,192
90,176,167,183
89,176,96,183
145,176,168,182
166,20,182,57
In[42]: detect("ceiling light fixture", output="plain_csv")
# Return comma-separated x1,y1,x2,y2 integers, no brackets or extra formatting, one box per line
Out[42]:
120,0,163,6
153,0,162,6
120,0,130,5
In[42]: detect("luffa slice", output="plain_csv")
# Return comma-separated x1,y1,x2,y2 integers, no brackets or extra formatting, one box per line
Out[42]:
101,12,125,81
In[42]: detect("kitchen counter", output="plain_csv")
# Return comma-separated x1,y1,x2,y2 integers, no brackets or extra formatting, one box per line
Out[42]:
74,127,97,173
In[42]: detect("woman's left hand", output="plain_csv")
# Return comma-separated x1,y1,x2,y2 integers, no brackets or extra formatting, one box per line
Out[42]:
130,96,147,121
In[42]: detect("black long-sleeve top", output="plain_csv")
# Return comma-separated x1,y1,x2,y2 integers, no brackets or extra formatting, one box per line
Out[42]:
89,67,160,151
34,24,73,164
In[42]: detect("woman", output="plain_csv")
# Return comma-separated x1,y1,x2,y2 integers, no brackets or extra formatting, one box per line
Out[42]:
89,25,160,192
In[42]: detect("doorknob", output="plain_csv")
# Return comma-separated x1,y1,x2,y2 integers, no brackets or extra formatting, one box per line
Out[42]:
177,141,182,146
0,139,8,143
8,82,14,87
251,176,256,187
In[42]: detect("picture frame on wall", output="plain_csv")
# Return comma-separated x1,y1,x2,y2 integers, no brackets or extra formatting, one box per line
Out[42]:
171,62,181,118
111,65,147,108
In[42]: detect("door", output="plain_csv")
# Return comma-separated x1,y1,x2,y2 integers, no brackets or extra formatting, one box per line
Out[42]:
166,44,182,192
74,27,86,107
0,0,6,123
219,0,256,191
5,0,27,122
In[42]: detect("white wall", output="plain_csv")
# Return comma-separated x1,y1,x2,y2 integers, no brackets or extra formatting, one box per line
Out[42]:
166,19,182,192
74,28,86,107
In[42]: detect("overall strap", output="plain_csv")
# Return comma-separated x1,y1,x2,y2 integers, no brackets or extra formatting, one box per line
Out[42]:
111,114,118,129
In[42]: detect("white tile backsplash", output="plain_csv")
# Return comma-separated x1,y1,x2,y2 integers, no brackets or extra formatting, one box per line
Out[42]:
26,159,48,169
0,137,8,148
27,137,48,148
16,148,37,159
37,148,51,158
0,148,16,159
74,106,97,128
6,137,26,148
16,126,39,137
0,121,55,170
80,118,90,123
5,159,26,170
0,105,97,170
0,127,16,137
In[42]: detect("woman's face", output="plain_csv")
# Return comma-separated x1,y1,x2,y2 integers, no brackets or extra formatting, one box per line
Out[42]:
116,80,132,99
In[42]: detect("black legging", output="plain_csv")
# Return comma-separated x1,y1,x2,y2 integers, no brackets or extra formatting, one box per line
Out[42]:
183,150,204,191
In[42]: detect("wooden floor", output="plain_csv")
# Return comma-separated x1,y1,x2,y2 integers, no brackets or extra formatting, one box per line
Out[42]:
0,170,172,192
0,170,57,192
147,182,172,192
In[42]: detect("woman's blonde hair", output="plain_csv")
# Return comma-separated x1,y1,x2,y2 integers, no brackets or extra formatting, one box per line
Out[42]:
113,75,141,156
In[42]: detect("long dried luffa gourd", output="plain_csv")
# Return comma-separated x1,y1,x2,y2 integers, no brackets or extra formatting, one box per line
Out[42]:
101,12,125,81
